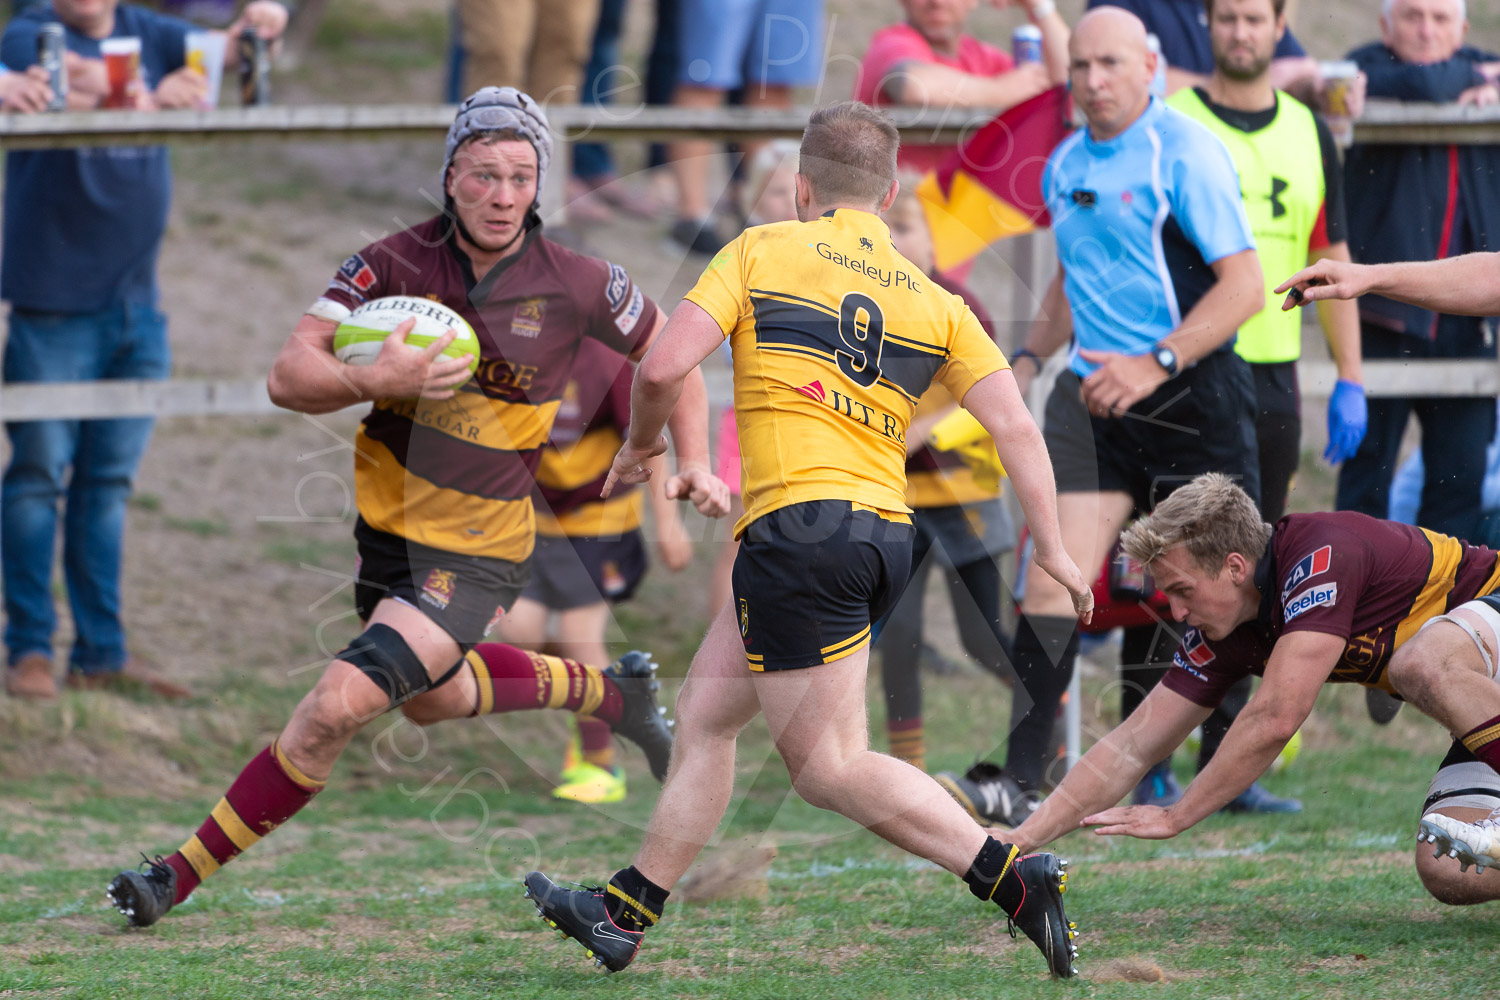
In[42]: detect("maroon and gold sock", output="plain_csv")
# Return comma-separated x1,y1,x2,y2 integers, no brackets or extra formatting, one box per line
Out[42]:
1461,714,1500,773
164,740,325,903
886,717,925,772
463,643,624,725
578,716,616,770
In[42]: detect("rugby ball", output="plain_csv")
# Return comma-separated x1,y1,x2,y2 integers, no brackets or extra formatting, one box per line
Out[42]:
333,296,480,380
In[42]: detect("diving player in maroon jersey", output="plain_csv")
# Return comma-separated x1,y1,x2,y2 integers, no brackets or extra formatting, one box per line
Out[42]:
1011,472,1500,907
103,87,731,929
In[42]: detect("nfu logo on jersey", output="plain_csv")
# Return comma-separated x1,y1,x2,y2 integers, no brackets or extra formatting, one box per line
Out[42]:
1280,545,1332,604
1173,628,1214,681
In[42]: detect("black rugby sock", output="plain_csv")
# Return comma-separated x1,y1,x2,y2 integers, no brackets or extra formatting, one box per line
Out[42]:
604,865,669,932
1005,614,1079,791
964,835,1025,914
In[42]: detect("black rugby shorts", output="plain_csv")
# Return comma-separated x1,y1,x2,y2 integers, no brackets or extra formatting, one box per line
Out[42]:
520,530,648,610
732,500,913,671
353,518,529,650
1044,347,1261,511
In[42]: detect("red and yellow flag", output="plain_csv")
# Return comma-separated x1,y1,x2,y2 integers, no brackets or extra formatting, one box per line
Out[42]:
917,86,1075,273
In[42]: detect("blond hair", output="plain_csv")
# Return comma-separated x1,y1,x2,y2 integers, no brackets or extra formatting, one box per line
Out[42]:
799,101,900,208
739,140,800,221
1119,473,1272,574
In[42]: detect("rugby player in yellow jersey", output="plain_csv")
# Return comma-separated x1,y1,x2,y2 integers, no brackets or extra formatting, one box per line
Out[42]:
524,101,1095,980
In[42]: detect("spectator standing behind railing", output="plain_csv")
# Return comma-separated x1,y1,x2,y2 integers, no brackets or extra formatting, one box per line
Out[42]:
664,0,825,256
456,0,600,103
1335,0,1500,548
566,0,678,223
0,0,287,702
1086,0,1367,117
853,0,1069,175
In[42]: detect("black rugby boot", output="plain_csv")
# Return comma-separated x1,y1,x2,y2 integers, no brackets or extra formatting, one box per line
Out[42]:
107,855,178,928
524,871,645,972
603,651,674,781
1002,853,1078,978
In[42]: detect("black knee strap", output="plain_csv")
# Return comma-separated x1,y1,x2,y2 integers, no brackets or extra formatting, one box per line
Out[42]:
338,624,431,707
1423,787,1500,813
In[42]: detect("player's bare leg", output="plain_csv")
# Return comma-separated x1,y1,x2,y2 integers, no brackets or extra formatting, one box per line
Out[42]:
524,602,758,970
282,599,462,780
1387,607,1500,738
632,601,761,884
493,596,549,649
107,598,458,926
754,645,987,873
1415,804,1500,903
1390,601,1500,879
109,600,674,927
755,646,1077,976
526,609,1079,977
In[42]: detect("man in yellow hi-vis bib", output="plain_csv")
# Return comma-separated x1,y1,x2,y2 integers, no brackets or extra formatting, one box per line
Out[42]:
1163,0,1376,787
524,101,1095,980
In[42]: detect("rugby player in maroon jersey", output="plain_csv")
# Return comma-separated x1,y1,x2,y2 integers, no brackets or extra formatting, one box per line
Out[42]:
104,88,730,928
1012,472,1500,906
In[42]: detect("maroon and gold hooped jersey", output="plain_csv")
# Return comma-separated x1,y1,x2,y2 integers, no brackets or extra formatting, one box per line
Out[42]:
314,217,658,562
531,338,641,539
1164,512,1500,708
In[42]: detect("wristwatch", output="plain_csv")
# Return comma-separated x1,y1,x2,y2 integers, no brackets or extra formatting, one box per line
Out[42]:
1151,341,1180,377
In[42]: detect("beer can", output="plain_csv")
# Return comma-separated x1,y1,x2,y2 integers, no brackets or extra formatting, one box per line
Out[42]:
1012,24,1043,66
238,27,270,107
37,23,67,112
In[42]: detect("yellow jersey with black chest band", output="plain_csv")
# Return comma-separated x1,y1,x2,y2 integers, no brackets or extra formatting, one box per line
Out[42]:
685,209,1010,538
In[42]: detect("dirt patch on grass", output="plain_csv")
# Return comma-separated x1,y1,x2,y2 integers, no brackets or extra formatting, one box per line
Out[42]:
1088,957,1169,982
678,837,777,903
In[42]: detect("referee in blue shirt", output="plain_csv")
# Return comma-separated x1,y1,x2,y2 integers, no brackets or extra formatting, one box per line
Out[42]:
937,5,1265,825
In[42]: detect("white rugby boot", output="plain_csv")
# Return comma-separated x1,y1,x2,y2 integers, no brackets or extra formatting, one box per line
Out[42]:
1418,806,1500,874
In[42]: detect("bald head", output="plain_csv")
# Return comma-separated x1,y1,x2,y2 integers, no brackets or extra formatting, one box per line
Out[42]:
1072,5,1150,56
1068,5,1156,141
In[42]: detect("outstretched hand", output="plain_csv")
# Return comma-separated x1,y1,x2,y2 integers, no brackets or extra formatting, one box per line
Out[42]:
601,435,668,499
1083,803,1179,840
1274,258,1373,310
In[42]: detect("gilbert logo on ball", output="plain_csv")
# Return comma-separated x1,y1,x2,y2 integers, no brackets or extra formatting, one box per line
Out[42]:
333,296,480,381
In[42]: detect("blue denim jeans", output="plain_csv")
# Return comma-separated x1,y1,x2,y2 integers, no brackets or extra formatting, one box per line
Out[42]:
573,0,629,181
3,303,170,673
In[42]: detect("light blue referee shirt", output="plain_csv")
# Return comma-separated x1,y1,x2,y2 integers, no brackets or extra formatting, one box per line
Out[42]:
1043,96,1255,377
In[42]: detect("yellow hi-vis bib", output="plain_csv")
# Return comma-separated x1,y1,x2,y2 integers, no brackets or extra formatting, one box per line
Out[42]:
1169,88,1325,364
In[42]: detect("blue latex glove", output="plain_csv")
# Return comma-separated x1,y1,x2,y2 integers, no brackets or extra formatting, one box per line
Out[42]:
1325,379,1367,464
